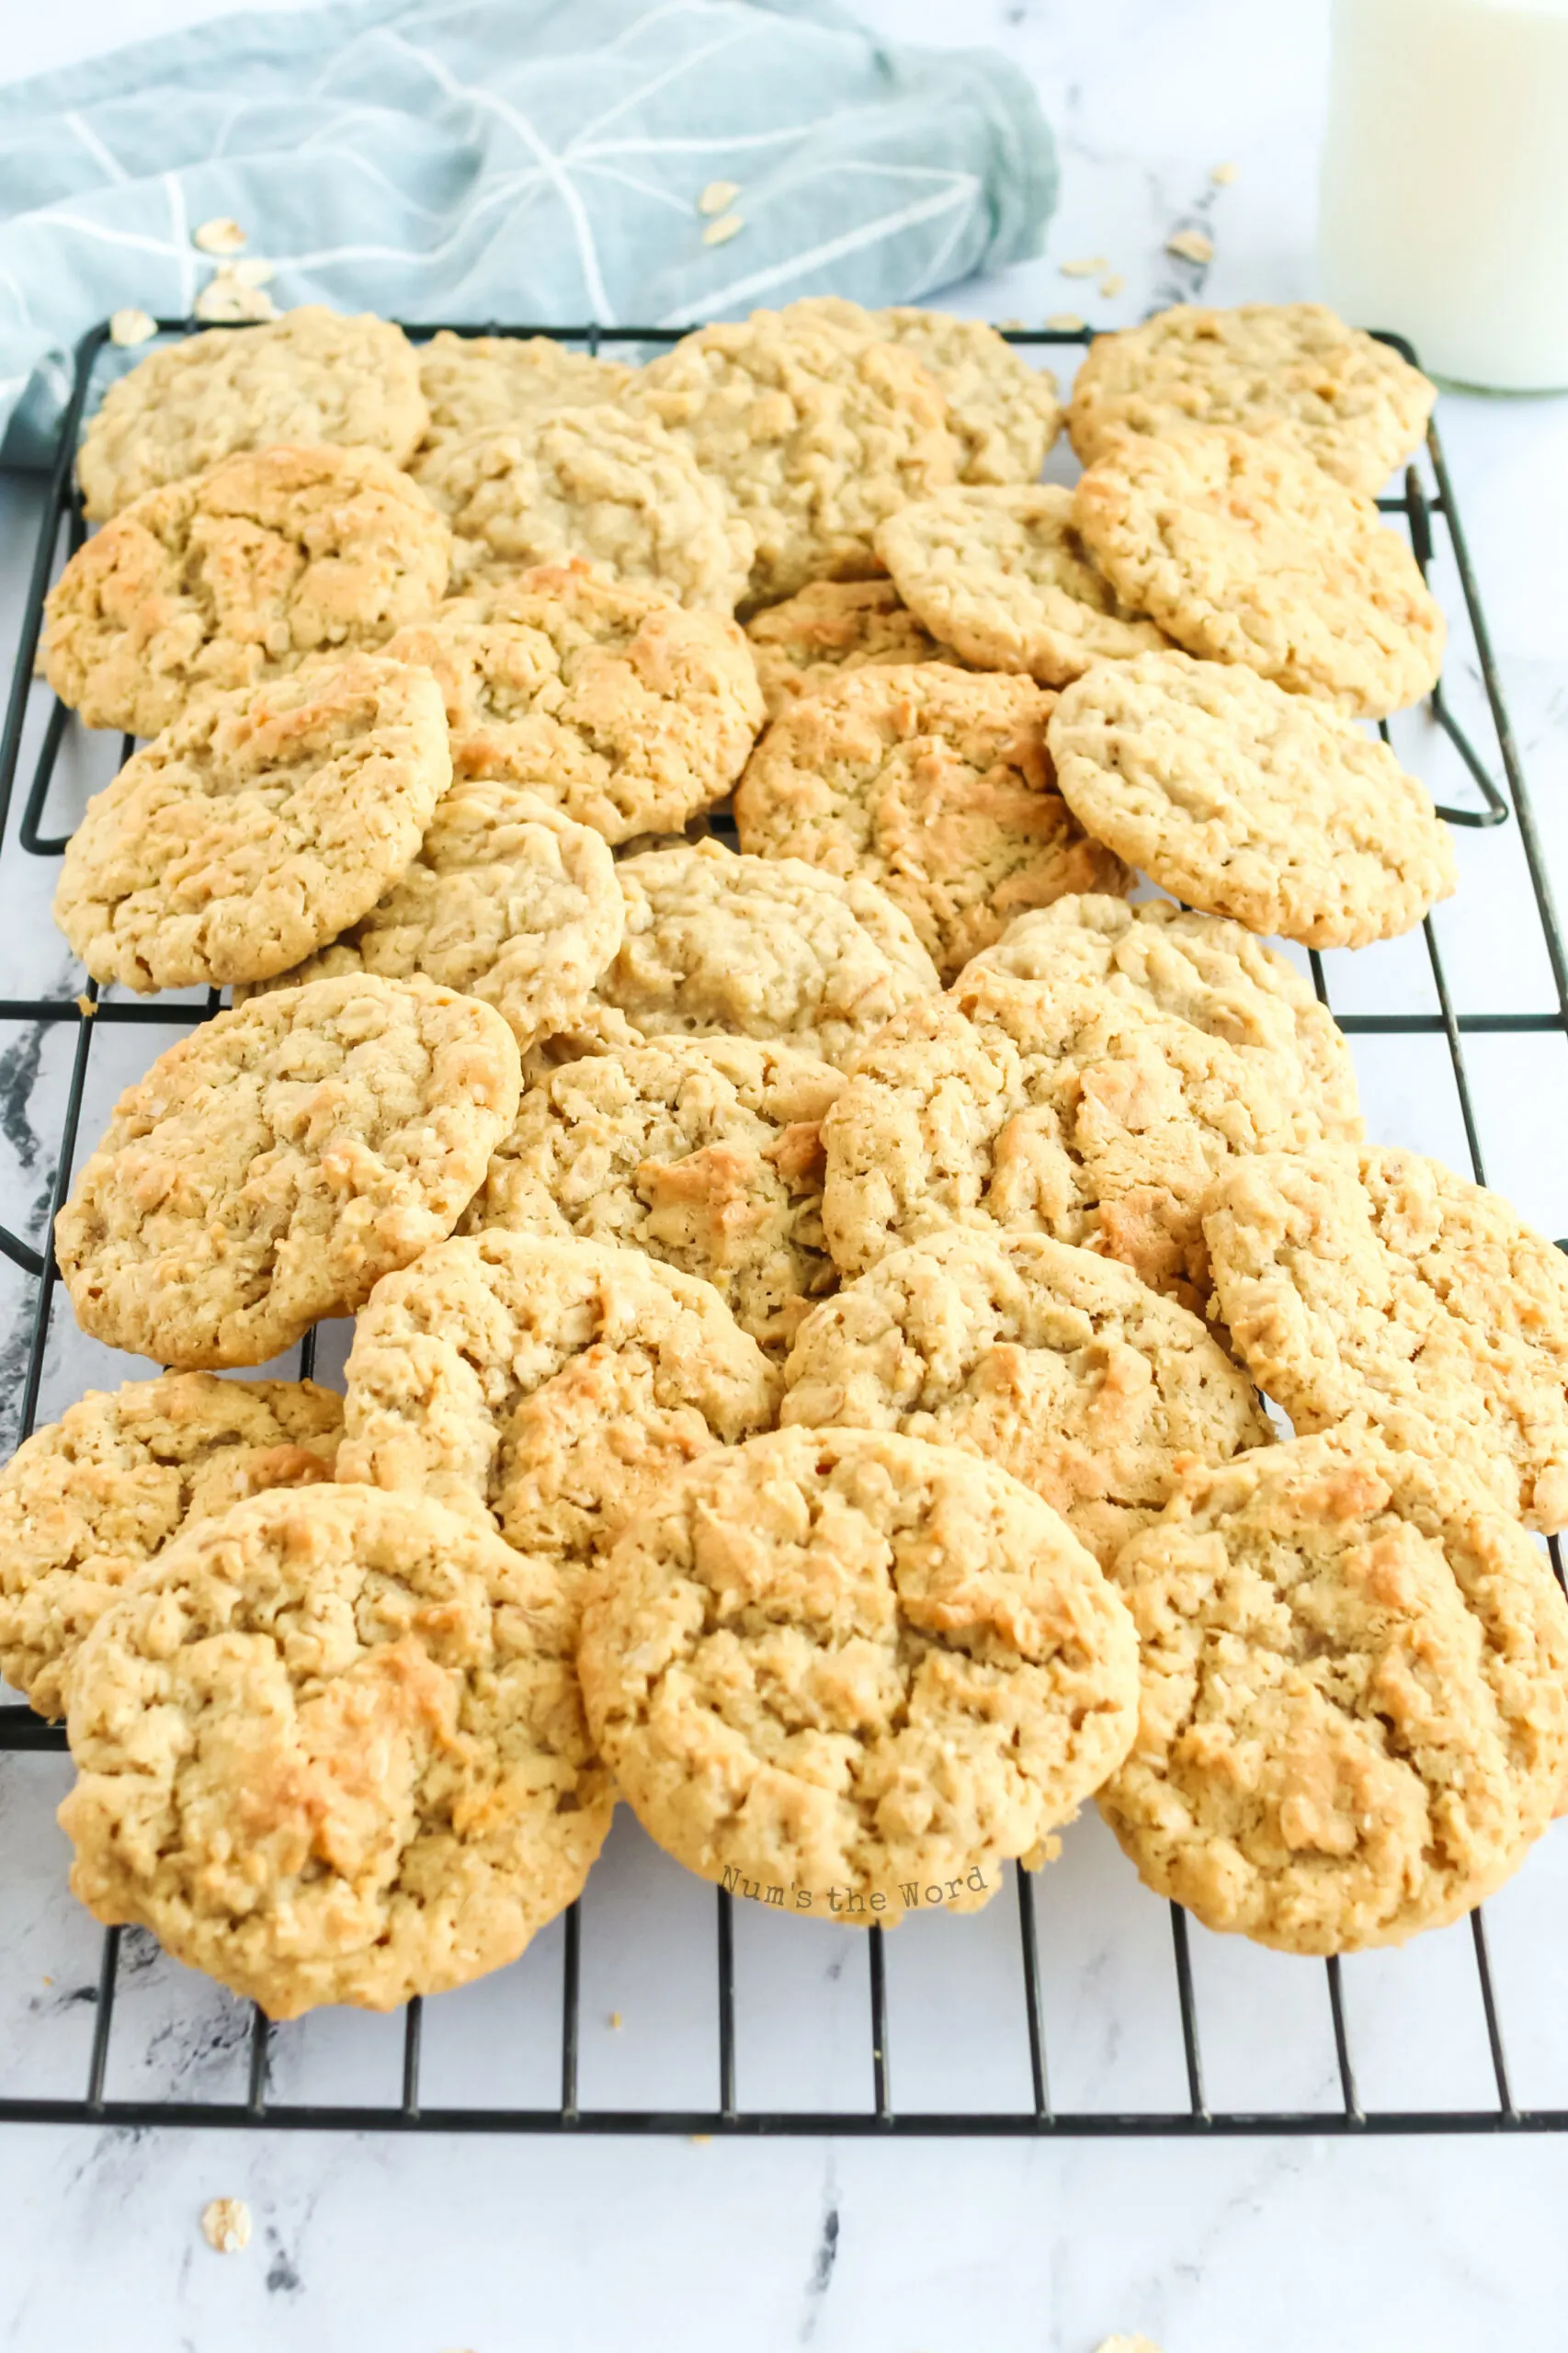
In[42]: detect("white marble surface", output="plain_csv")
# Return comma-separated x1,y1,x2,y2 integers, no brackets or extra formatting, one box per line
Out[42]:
3,2,1568,2347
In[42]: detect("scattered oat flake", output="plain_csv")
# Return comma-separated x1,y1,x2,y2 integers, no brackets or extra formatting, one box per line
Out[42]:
1060,255,1109,278
1099,273,1125,300
1166,228,1214,265
1094,2338,1165,2353
688,2132,712,2145
193,216,246,256
1210,161,1239,186
698,180,741,217
994,316,1027,331
225,256,275,289
108,307,157,348
193,276,278,324
608,2010,622,2029
702,212,744,247
201,2198,251,2255
41,1975,53,1986
1045,312,1086,333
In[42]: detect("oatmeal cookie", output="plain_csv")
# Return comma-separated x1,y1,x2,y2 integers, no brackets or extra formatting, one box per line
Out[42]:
578,1425,1139,1916
874,484,1171,683
460,1033,843,1355
1203,1147,1568,1534
412,405,754,612
54,975,521,1370
60,1483,612,2017
233,780,621,1048
338,1231,778,1600
1050,652,1456,947
1074,426,1444,717
780,1228,1272,1567
53,655,451,994
1066,301,1436,495
77,308,427,522
734,664,1126,981
415,329,636,451
43,444,452,739
0,1372,341,1720
596,839,940,1070
630,310,959,607
1098,1434,1568,1951
375,565,763,847
744,580,953,721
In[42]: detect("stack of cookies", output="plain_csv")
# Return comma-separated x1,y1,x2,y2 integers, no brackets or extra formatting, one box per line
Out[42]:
6,294,1564,2023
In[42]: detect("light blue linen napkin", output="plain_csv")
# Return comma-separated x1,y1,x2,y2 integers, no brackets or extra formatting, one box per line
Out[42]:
0,0,1055,466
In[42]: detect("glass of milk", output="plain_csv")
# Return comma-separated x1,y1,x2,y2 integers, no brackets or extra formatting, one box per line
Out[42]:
1318,0,1568,390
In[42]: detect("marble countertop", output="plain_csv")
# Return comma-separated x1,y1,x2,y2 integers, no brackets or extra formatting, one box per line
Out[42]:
2,3,1568,2347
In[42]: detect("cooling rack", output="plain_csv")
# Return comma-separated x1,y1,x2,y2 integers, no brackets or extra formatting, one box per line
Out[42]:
0,318,1564,2140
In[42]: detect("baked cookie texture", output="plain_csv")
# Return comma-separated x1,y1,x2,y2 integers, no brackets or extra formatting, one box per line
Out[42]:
55,975,521,1370
0,1373,341,1720
233,779,621,1049
53,654,451,994
1203,1146,1568,1534
577,1425,1139,1916
1098,1434,1568,1952
1049,652,1457,947
734,663,1128,982
1066,301,1436,495
60,1483,612,2017
874,484,1171,683
459,1032,844,1355
415,329,636,451
43,444,452,739
744,580,954,721
630,310,960,607
375,564,763,847
337,1230,780,1597
414,405,755,613
76,308,428,521
780,1228,1273,1568
595,838,941,1069
1074,426,1445,718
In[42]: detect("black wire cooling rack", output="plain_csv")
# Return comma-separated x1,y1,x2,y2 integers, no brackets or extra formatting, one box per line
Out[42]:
0,317,1564,2140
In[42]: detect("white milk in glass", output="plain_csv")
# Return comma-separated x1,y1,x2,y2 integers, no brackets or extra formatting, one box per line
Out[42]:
1318,0,1568,389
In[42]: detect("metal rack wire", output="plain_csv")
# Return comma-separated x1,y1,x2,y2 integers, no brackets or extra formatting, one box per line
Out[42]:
0,318,1563,2138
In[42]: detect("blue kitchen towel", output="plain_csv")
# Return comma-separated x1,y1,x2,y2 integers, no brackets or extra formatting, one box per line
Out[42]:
0,0,1055,467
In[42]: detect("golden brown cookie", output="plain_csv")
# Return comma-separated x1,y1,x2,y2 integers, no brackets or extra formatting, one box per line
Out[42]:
415,329,636,452
43,444,452,739
744,580,954,721
0,1373,341,1719
1098,1434,1568,1952
578,1425,1139,1917
733,663,1128,981
53,655,452,993
1203,1147,1568,1534
375,564,764,847
780,1228,1273,1567
60,1483,612,2017
54,976,521,1370
77,308,428,521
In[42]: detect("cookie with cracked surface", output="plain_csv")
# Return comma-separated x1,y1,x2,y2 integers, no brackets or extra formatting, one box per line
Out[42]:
459,1033,843,1355
374,564,763,847
1050,653,1456,946
874,484,1171,683
734,664,1128,982
629,310,959,608
0,1373,341,1721
337,1231,779,1604
53,655,451,995
76,308,427,522
54,975,521,1370
1074,426,1444,718
744,580,954,721
415,330,636,452
820,974,1348,1308
413,406,755,613
43,444,452,739
1066,301,1436,495
1204,1146,1568,1534
780,1229,1273,1568
233,780,621,1049
956,893,1362,1143
1098,1433,1568,1952
577,1425,1139,1917
60,1483,612,2018
595,839,941,1071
